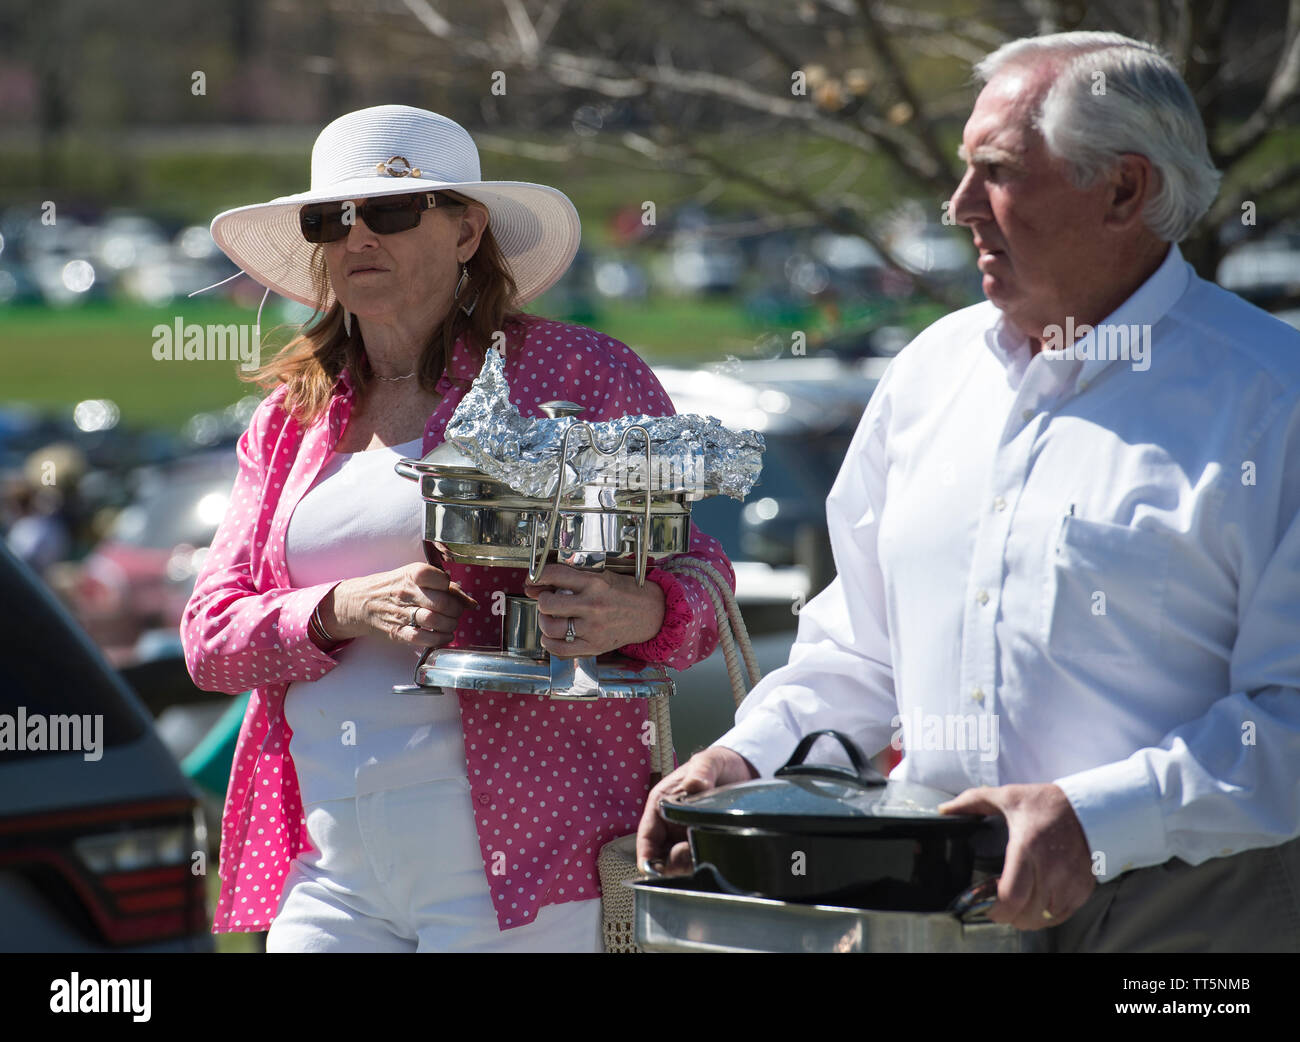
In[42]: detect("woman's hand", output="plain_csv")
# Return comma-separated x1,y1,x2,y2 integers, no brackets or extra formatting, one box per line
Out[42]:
523,563,665,658
317,563,478,648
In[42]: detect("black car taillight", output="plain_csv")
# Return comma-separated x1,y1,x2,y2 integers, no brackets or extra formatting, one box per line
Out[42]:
0,798,209,946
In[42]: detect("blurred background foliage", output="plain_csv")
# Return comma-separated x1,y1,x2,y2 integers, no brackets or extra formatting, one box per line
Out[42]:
2,0,1297,425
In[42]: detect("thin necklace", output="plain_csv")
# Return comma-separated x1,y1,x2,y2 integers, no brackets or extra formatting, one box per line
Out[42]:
361,346,416,381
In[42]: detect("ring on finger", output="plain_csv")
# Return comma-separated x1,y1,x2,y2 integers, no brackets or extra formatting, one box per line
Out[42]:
565,617,576,643
1041,908,1054,920
410,608,420,629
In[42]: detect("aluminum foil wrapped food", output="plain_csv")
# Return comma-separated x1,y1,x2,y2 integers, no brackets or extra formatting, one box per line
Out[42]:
443,348,764,500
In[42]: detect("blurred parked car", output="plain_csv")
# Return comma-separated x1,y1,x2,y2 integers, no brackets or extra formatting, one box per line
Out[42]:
592,257,649,299
0,539,211,951
0,205,242,308
655,356,881,619
663,230,746,295
891,223,976,283
180,395,262,451
1216,230,1300,309
68,450,237,666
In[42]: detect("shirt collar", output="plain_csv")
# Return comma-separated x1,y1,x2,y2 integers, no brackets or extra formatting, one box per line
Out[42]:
1071,242,1190,386
984,242,1191,387
985,311,1034,384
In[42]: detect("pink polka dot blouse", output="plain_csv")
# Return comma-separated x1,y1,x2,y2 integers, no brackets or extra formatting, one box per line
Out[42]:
180,315,735,934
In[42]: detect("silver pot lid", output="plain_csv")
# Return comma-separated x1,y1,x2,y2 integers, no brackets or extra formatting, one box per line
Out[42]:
418,438,477,470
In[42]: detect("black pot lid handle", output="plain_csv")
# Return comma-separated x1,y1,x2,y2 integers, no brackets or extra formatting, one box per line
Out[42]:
775,730,887,789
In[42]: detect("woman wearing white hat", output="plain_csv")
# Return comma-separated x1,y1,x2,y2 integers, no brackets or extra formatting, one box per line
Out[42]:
181,105,735,951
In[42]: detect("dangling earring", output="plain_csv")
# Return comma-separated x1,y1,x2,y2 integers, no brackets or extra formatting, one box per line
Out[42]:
342,309,352,336
455,264,478,317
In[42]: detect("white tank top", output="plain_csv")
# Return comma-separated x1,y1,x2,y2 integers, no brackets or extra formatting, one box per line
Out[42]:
284,435,467,805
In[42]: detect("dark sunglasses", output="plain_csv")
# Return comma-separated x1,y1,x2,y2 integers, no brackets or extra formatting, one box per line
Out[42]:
299,191,464,244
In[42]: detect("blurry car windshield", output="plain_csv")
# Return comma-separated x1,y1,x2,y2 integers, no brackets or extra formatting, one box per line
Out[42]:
691,431,849,561
109,472,231,549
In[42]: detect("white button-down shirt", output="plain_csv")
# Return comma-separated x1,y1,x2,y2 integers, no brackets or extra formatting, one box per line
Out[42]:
717,244,1300,881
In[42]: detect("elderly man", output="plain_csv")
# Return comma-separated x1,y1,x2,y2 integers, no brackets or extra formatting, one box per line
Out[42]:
638,30,1300,953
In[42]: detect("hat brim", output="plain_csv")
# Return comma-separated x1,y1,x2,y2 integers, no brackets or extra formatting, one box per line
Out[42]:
209,178,581,310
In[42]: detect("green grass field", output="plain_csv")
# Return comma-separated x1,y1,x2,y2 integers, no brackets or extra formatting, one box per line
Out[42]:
0,293,922,432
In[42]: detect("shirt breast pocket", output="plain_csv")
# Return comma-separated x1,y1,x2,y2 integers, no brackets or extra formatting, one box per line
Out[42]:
1041,516,1171,665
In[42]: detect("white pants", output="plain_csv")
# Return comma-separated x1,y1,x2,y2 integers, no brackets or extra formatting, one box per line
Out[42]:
265,776,603,952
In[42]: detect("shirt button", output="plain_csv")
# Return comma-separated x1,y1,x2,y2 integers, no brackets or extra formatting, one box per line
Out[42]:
478,794,490,805
971,687,986,705
1022,408,1034,422
976,589,989,605
993,496,1007,512
1078,379,1090,391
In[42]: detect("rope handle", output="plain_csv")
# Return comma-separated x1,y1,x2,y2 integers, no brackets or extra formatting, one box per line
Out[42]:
636,557,761,785
658,557,760,708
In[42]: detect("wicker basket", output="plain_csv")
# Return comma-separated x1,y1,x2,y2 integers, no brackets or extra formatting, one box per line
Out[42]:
597,835,643,953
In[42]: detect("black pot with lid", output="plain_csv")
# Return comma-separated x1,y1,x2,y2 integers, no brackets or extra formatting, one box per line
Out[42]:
658,730,1007,913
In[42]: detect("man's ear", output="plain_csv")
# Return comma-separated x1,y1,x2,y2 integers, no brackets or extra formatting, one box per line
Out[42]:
1104,153,1154,231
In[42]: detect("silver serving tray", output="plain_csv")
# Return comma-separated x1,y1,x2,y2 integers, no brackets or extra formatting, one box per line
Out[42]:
630,876,1028,953
413,646,673,698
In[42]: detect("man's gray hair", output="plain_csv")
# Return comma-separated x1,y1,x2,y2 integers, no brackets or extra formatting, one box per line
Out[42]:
974,31,1221,243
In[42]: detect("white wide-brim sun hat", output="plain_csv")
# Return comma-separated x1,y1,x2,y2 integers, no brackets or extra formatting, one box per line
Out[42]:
209,104,581,310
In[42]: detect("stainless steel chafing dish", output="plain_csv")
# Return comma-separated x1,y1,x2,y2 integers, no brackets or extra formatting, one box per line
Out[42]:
393,402,716,700
390,345,763,701
393,402,705,585
630,871,1029,953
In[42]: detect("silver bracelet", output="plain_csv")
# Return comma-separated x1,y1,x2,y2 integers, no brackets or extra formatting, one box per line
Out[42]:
311,604,338,645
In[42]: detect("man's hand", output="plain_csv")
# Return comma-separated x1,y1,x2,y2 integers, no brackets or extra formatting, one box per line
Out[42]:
940,783,1095,930
636,746,759,875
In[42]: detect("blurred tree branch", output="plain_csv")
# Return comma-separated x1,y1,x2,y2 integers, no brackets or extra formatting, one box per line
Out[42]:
391,0,1299,296
1215,0,1300,165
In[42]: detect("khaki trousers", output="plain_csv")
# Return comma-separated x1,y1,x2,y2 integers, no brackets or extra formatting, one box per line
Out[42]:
1022,835,1300,953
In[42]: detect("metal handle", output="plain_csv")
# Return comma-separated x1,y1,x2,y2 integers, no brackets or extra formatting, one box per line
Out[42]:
531,421,654,586
527,514,551,585
775,729,887,788
392,645,443,694
539,400,585,419
634,428,651,586
630,517,647,586
637,856,757,901
394,458,421,482
639,855,666,878
948,815,1008,922
948,875,1001,923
